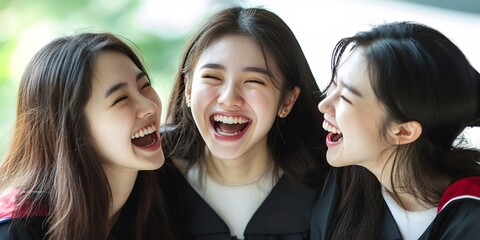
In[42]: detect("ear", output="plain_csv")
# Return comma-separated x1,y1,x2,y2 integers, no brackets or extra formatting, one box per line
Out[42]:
184,75,191,106
389,120,422,145
278,86,300,118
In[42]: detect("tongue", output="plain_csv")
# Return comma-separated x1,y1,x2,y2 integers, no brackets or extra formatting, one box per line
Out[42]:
132,133,156,147
332,133,343,142
217,122,248,133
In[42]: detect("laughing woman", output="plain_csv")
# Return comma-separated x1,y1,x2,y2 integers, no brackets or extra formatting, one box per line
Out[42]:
312,22,480,240
159,6,329,240
0,33,173,239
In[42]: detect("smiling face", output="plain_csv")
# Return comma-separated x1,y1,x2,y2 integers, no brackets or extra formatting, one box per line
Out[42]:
84,51,164,173
318,47,394,173
186,35,292,162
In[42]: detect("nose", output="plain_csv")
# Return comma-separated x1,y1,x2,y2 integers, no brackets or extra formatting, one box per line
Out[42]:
136,94,160,119
318,93,335,116
217,81,243,107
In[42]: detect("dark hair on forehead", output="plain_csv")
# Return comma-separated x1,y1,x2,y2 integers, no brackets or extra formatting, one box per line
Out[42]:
183,7,304,91
1,32,172,239
331,22,479,147
164,6,328,187
328,22,480,240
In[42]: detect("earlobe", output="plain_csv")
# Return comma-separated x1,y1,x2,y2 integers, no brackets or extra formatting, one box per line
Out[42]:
278,86,300,117
391,121,422,145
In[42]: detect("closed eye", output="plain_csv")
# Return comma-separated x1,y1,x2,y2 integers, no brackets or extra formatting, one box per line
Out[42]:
141,82,151,90
341,96,352,104
202,74,221,80
245,79,265,85
112,96,128,106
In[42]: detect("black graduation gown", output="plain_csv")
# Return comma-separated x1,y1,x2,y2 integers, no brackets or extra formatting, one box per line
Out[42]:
0,186,142,240
310,172,480,240
159,159,321,240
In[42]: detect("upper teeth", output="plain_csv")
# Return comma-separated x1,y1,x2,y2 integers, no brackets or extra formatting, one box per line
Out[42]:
131,125,156,139
213,115,249,124
323,121,342,134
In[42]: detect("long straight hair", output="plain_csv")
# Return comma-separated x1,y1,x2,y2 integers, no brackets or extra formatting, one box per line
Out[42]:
0,33,173,239
162,6,329,187
326,22,480,240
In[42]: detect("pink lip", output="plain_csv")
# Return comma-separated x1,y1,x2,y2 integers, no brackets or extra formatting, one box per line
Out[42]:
325,132,342,148
210,112,251,141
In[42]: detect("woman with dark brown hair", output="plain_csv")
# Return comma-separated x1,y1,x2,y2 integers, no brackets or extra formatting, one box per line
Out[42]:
159,6,329,239
0,32,173,239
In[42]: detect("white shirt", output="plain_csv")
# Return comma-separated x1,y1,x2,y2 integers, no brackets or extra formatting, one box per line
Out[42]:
382,186,437,240
175,159,277,240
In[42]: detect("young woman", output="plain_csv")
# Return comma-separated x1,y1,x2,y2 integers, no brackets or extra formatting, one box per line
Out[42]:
159,6,329,240
312,22,480,239
0,33,173,239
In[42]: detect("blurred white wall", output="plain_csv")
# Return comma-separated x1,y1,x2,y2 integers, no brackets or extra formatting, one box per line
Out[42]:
240,0,480,149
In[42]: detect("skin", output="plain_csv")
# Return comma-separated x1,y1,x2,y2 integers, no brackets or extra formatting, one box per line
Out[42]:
318,47,426,211
185,35,299,185
84,50,164,221
318,48,391,173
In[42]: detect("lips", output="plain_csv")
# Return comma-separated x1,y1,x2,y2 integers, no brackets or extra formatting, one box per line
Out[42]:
323,120,343,146
210,114,251,138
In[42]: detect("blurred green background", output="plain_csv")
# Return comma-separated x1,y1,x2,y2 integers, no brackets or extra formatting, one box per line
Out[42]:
2,0,479,157
0,0,236,156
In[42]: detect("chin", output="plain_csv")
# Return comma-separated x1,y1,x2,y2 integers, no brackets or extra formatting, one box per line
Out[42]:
326,158,346,168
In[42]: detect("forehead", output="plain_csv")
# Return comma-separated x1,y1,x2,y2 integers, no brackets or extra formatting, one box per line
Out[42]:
338,48,369,83
197,35,267,67
195,35,285,82
338,47,378,99
94,51,137,74
92,51,140,85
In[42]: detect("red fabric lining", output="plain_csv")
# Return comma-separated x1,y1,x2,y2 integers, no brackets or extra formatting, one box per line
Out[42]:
437,177,480,213
0,189,49,220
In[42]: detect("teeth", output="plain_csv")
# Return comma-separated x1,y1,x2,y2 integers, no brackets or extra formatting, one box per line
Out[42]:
216,127,241,136
131,125,156,139
213,115,249,124
322,121,342,134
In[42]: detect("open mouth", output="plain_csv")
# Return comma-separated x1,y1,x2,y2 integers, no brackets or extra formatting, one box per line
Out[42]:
211,114,251,137
323,120,343,143
131,125,158,148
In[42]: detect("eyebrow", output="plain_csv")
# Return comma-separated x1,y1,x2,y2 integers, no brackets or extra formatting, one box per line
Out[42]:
243,66,271,77
104,71,146,98
340,80,363,97
200,63,271,77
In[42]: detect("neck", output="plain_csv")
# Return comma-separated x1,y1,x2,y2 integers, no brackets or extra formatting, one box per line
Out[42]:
103,165,138,229
374,161,432,211
370,158,433,211
205,149,273,186
383,186,432,211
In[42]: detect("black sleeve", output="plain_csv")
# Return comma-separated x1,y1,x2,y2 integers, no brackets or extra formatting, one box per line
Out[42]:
0,217,47,240
422,200,480,240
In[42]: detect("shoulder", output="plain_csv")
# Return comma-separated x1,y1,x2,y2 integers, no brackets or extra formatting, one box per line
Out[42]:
437,176,480,213
0,217,47,240
312,170,338,212
0,189,49,239
0,189,49,222
423,201,480,239
423,177,480,239
310,170,338,240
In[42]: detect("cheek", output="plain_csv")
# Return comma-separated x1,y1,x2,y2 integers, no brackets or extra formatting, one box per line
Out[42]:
245,90,278,112
191,84,216,100
190,85,218,113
